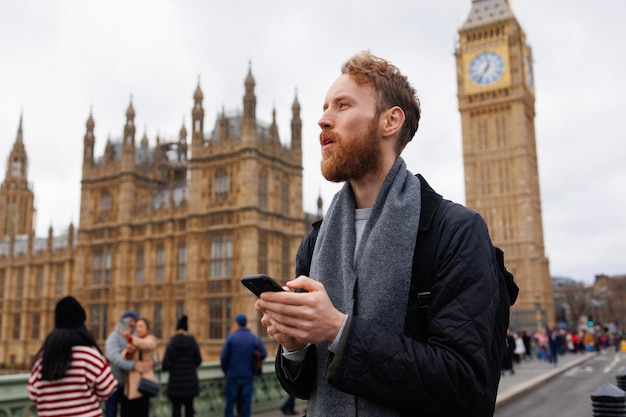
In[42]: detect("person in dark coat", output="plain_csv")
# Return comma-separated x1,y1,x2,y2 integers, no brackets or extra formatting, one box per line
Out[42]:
162,315,202,417
502,328,516,375
256,51,503,417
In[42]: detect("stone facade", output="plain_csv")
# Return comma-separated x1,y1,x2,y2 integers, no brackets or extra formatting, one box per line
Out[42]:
0,66,308,368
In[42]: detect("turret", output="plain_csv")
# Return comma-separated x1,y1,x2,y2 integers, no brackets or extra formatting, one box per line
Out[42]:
242,63,257,142
291,90,302,153
191,78,204,152
122,98,136,171
124,98,136,147
83,109,95,167
269,106,279,144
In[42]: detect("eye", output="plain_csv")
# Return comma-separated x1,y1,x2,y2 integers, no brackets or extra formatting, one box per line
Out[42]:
339,102,349,109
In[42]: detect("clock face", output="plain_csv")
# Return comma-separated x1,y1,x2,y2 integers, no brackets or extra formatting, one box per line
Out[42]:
469,51,505,85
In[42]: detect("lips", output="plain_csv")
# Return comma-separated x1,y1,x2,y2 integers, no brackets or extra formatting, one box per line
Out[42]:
320,133,336,151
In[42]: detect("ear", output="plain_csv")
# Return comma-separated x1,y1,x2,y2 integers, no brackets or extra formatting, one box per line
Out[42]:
380,106,405,138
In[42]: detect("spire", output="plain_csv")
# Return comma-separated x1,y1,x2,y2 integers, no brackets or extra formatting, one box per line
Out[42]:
219,106,228,142
192,77,204,148
290,89,302,152
16,112,24,144
270,105,279,144
242,62,257,141
83,108,95,166
6,114,28,180
179,117,187,142
124,96,136,146
0,113,34,239
194,75,204,102
461,0,514,31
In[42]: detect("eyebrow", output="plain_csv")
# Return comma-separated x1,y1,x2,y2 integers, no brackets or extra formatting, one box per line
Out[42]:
323,94,352,111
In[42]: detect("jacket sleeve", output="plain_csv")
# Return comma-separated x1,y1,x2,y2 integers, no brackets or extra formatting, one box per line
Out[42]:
324,207,500,415
161,344,172,371
94,358,118,401
194,338,202,367
274,223,321,399
275,344,318,399
105,331,135,372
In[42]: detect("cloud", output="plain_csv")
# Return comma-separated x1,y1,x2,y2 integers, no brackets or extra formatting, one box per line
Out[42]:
1,0,625,285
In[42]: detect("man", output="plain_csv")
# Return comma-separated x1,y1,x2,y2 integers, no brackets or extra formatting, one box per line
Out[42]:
220,314,267,417
104,311,152,417
256,51,501,416
546,322,561,367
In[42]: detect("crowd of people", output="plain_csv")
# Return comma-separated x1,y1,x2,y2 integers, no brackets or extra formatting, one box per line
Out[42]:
26,295,276,417
501,322,624,376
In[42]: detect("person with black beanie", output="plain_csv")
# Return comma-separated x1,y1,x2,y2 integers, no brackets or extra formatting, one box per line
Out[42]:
28,295,118,416
162,315,202,417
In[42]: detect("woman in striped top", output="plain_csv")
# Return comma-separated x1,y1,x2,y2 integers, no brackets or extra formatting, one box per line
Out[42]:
28,296,118,417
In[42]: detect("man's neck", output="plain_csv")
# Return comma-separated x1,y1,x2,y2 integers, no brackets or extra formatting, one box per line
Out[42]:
350,157,395,208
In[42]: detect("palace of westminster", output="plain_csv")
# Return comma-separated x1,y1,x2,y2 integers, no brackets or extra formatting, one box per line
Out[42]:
0,0,554,368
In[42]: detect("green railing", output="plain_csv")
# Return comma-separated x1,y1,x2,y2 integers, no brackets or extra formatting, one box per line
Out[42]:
0,360,287,417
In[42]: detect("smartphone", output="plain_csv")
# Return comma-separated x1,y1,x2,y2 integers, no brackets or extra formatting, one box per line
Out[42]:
121,318,130,330
241,274,285,297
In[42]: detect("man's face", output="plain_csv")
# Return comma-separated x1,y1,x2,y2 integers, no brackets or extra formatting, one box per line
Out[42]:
319,74,381,182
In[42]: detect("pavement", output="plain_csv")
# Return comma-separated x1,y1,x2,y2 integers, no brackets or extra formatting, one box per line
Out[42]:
251,352,597,416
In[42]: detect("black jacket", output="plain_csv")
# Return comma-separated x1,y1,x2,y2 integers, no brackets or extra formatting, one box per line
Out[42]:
277,175,501,417
162,332,202,399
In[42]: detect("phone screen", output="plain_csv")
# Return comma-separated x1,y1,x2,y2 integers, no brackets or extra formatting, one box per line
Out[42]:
122,318,130,329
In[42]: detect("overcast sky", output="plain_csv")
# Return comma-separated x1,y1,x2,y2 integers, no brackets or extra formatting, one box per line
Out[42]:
1,1,624,285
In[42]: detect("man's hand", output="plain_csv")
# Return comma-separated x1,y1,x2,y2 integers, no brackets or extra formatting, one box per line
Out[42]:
255,276,345,351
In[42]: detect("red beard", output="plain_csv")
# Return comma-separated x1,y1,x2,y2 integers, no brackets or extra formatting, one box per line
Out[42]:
321,119,381,182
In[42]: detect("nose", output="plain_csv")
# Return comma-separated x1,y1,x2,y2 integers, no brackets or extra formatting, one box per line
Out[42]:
318,109,333,130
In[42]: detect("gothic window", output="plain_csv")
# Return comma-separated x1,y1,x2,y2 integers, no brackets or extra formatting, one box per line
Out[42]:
156,244,165,282
258,233,267,274
55,268,63,295
89,304,108,340
208,298,231,339
177,241,186,281
100,189,112,214
35,269,43,297
210,232,232,278
259,172,268,210
12,314,20,340
216,169,228,200
282,237,290,281
133,303,142,318
0,270,5,298
281,181,289,216
135,247,144,284
176,301,185,319
153,302,163,338
31,313,40,339
11,159,22,177
93,246,112,286
16,268,24,297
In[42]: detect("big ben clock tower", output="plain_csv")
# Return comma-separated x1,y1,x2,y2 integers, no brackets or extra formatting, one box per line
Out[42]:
455,0,554,328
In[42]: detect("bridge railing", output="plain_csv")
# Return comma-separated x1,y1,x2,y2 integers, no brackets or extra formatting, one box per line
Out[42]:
0,360,286,417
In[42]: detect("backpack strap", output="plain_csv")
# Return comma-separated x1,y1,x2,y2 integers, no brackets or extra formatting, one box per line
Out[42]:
403,174,443,339
300,174,443,340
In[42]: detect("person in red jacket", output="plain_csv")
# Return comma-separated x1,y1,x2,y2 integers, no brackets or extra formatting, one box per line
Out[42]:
28,296,118,417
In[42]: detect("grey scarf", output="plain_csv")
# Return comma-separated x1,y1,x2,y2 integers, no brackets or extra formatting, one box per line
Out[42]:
308,157,421,417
